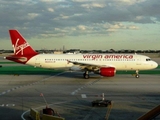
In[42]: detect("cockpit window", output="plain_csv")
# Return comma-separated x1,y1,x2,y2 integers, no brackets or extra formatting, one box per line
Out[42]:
146,58,151,61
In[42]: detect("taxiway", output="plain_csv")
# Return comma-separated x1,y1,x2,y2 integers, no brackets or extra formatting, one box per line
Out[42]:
0,72,159,120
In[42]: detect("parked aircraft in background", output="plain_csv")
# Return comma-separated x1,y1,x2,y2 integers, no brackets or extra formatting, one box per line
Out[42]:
5,30,158,79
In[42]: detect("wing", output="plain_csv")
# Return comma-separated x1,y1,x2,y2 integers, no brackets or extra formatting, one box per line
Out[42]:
68,60,114,71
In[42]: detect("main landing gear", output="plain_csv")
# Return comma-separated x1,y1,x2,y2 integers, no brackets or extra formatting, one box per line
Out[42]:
83,70,140,79
83,71,90,79
135,70,140,78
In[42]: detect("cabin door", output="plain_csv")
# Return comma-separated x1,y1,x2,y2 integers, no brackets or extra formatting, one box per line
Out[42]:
35,57,41,67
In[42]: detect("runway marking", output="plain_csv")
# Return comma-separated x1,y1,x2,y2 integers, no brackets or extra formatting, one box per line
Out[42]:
71,79,101,95
0,104,15,107
81,94,87,98
0,72,66,96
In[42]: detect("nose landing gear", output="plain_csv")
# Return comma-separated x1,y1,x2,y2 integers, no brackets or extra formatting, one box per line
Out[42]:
135,70,140,78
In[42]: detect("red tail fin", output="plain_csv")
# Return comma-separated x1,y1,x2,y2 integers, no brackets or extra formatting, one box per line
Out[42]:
9,30,38,56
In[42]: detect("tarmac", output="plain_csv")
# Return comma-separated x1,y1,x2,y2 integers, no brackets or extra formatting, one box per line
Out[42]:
0,72,159,120
0,55,160,120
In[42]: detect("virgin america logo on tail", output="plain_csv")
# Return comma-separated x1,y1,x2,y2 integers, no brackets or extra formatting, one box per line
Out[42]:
13,38,29,55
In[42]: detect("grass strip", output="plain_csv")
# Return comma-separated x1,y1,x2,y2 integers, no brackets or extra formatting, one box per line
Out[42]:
0,65,159,75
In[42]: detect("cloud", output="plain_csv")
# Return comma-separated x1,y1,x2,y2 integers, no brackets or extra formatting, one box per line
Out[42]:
72,0,92,2
47,8,54,12
81,3,106,8
127,25,139,30
27,13,40,20
77,25,86,30
0,0,159,39
118,0,146,5
40,0,60,3
103,23,139,32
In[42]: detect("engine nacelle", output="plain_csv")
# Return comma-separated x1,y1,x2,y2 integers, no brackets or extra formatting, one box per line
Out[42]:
100,67,116,77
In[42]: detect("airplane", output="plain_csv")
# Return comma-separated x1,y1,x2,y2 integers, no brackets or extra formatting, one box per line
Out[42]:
5,30,158,79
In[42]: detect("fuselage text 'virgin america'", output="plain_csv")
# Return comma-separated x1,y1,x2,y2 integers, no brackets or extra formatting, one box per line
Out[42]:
5,30,158,79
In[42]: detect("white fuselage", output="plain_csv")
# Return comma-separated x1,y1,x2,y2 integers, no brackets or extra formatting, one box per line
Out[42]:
26,54,158,71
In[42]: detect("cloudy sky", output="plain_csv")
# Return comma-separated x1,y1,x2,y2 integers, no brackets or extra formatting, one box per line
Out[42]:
0,0,160,50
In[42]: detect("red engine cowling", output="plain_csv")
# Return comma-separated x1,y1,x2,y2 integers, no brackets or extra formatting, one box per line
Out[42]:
100,67,116,77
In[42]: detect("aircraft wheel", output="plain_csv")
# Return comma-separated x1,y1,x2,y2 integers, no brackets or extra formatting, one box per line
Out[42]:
83,73,89,79
135,74,140,78
135,70,139,78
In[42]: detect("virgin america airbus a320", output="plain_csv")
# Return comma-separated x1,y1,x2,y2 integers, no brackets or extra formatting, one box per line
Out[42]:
5,30,158,79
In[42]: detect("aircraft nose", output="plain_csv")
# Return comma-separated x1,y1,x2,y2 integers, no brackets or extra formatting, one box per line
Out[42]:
152,61,158,69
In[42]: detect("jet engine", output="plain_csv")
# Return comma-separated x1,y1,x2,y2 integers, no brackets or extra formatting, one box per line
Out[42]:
99,67,116,77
